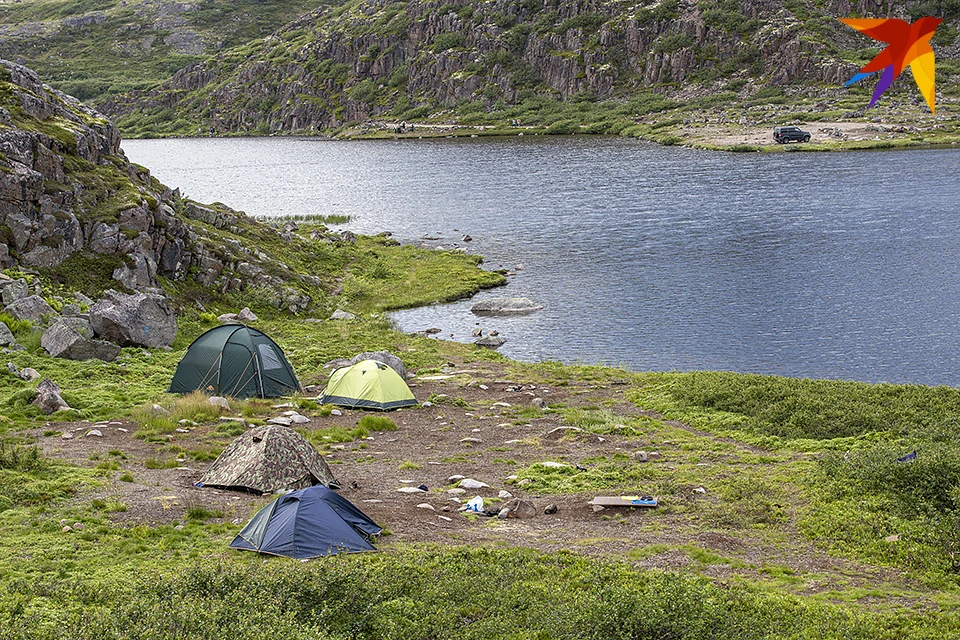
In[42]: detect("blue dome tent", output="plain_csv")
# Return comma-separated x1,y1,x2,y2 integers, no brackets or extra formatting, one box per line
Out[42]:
230,485,382,559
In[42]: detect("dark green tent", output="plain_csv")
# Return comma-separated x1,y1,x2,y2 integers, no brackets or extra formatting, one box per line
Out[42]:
168,324,300,399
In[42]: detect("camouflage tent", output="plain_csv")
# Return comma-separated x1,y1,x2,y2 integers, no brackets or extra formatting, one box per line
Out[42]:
201,425,337,494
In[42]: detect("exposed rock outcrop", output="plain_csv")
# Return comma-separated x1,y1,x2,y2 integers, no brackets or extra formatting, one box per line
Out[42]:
99,0,952,135
0,59,322,315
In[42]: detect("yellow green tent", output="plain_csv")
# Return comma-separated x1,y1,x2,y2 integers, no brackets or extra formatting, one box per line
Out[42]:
320,360,417,411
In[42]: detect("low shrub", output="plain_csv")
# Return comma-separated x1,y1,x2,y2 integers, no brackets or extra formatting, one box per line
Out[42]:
356,415,398,432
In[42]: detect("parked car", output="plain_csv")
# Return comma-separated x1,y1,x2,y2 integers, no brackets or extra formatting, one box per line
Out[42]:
773,126,811,143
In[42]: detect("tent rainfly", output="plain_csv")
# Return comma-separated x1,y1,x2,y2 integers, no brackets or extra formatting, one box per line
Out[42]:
230,485,382,558
200,425,337,494
168,324,300,399
320,359,417,411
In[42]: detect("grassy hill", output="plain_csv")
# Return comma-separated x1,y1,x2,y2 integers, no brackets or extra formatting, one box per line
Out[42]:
1,1,958,144
0,0,329,103
89,0,960,141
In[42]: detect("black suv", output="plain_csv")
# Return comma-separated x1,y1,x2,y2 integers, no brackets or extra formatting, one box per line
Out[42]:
773,126,811,143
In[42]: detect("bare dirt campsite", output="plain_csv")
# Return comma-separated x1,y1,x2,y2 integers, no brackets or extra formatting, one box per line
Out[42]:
34,355,930,608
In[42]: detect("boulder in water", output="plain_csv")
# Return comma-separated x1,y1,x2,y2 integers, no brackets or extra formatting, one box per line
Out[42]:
471,297,542,316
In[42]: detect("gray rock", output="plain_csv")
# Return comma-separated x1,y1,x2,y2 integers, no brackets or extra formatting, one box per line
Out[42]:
424,327,442,334
475,336,506,348
236,307,258,322
267,416,293,426
19,368,40,381
471,297,543,316
532,397,547,409
49,316,94,339
505,499,537,519
459,437,483,444
458,478,489,489
89,290,176,348
0,278,29,305
323,357,353,370
329,309,356,321
397,486,427,493
208,396,230,411
60,303,81,317
634,451,649,463
218,313,239,323
41,320,120,361
32,378,71,414
3,295,56,324
349,351,407,379
544,503,558,514
0,322,14,347
6,362,19,375
74,292,94,306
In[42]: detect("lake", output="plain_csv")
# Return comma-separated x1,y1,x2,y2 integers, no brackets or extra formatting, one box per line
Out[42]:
123,136,960,387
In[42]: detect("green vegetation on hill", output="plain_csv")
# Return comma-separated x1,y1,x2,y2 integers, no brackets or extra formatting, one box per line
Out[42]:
92,0,959,146
0,0,329,102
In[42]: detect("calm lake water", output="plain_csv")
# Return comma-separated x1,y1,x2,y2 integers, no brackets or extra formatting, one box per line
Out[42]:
123,136,960,387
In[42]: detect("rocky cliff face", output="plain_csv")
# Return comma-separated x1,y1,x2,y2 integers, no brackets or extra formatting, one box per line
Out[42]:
100,0,958,134
0,59,317,311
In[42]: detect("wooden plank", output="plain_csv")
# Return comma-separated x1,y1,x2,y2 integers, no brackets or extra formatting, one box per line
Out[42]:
588,496,658,507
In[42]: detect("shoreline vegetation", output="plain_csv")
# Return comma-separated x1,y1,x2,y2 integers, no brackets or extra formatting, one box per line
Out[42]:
5,221,960,637
122,95,960,152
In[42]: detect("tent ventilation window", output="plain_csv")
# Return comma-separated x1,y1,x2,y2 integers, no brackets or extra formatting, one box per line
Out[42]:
257,344,284,370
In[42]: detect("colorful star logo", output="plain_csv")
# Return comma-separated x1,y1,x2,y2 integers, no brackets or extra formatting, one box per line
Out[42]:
839,17,942,114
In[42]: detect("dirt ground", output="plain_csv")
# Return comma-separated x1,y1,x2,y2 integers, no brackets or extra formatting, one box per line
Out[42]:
681,120,929,147
34,355,932,606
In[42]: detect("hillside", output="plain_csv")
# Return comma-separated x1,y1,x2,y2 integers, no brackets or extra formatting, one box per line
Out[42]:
0,0,327,103
92,0,960,140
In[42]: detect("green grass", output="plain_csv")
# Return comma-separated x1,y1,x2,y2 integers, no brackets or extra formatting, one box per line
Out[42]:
4,544,958,639
356,415,398,432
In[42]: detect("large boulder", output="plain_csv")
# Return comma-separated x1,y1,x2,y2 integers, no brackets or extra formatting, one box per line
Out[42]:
470,297,543,316
42,319,120,361
89,290,176,348
32,378,71,414
349,350,407,379
3,295,56,324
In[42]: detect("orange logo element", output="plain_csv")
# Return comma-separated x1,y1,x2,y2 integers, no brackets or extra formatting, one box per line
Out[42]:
839,17,942,114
